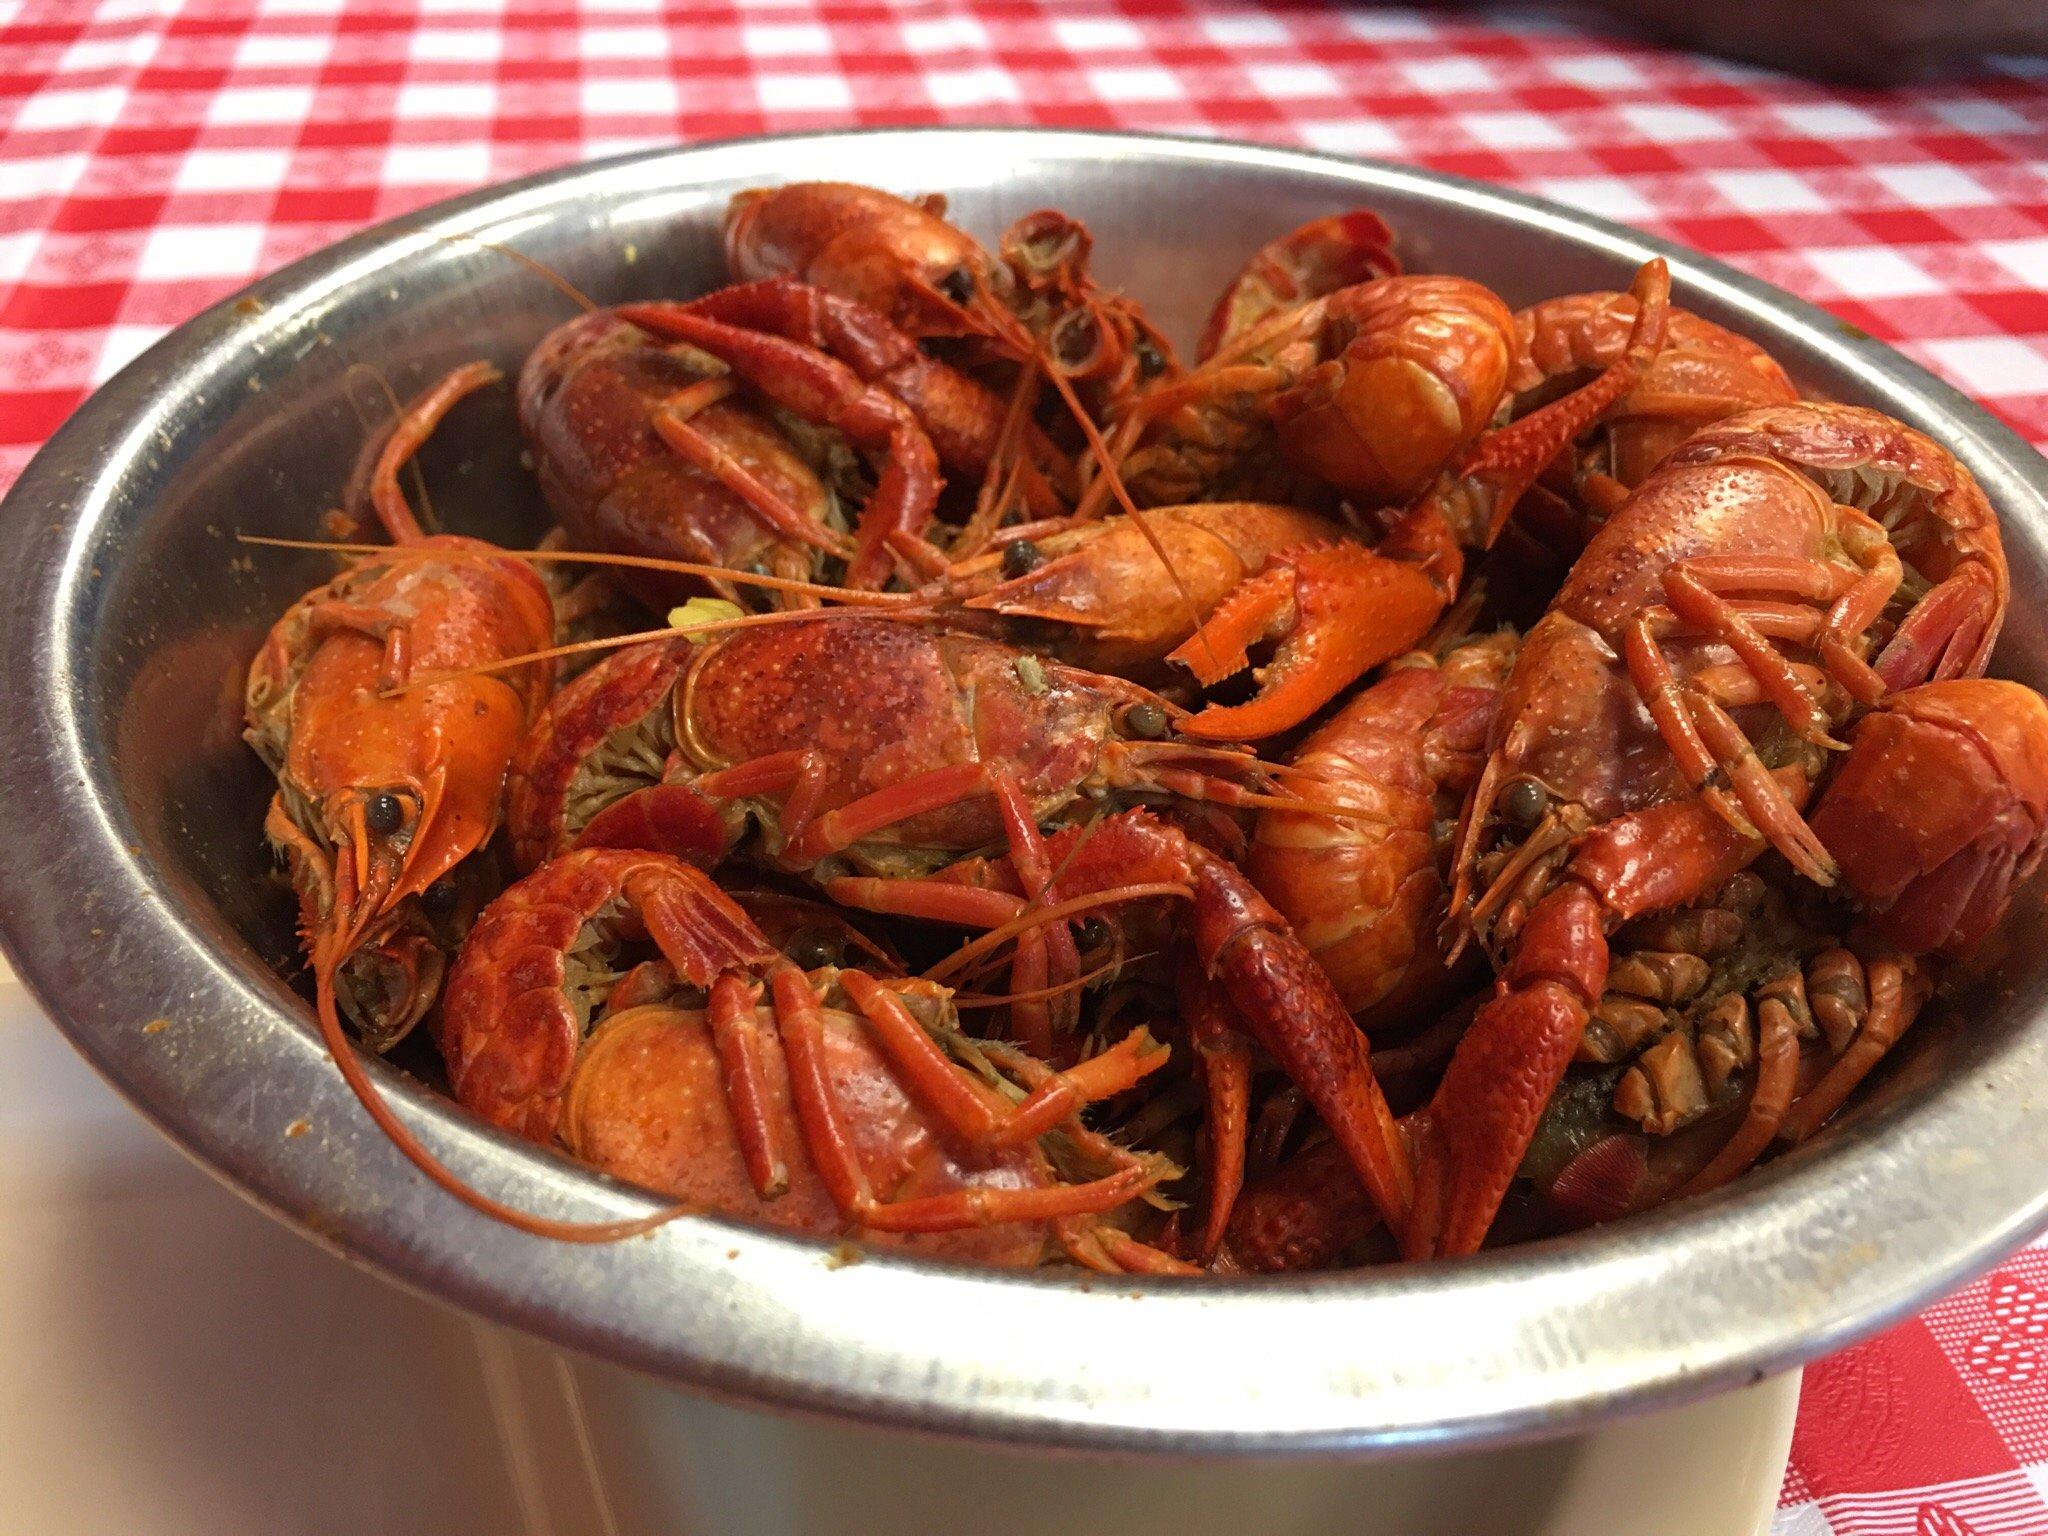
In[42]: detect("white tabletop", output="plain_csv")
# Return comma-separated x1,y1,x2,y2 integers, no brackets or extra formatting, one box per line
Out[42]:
0,968,559,1535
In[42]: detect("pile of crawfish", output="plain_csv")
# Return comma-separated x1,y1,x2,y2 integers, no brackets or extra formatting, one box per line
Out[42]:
243,181,2048,1274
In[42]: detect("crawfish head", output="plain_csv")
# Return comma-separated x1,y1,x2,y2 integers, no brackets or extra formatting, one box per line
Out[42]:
724,181,1009,341
1810,678,2048,958
252,629,529,1047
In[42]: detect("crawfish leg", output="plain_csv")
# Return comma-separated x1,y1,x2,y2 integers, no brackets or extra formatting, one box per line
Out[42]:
650,405,853,560
1876,564,2004,689
617,308,943,589
1621,607,1838,885
693,748,840,856
835,971,1166,1152
1182,969,1254,1260
366,361,503,543
706,973,790,1198
771,970,1155,1232
1658,554,1899,736
987,771,1083,1054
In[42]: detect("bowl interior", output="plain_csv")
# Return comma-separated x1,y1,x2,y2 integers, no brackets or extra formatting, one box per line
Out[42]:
9,130,2048,1453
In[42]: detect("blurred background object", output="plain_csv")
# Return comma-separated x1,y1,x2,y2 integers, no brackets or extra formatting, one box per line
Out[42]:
1551,0,2048,83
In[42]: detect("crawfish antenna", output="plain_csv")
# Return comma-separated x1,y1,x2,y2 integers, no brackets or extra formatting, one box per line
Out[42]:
437,232,599,315
368,362,504,545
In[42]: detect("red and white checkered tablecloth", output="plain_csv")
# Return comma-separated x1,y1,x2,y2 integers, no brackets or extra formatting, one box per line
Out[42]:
3,2,2047,1528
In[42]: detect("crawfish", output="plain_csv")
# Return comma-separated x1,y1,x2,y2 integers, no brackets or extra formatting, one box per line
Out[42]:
1409,402,2009,1256
1505,292,1799,555
1117,261,1670,738
1249,631,1516,1028
517,309,847,610
438,847,1183,1269
247,363,555,1051
1560,669,2048,1213
241,366,742,1242
536,297,944,591
725,181,1004,341
619,278,1072,529
725,181,1173,412
928,500,1353,681
1197,208,1401,362
507,616,1412,1247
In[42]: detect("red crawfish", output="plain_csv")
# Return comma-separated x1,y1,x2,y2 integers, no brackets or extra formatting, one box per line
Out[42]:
1409,401,2009,1257
926,500,1354,682
1197,208,1401,361
437,847,1185,1270
1249,631,1517,1028
1505,291,1800,555
247,364,554,1052
724,180,1175,411
504,615,1414,1247
1526,671,2048,1221
1113,261,1670,738
515,308,845,611
244,366,743,1242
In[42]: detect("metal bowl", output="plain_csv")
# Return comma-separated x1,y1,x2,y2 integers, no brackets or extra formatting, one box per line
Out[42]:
2,129,2045,1457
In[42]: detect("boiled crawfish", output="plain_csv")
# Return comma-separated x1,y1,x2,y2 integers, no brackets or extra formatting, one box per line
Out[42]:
517,309,844,610
247,363,554,1051
1510,290,1799,522
1412,401,2010,1256
440,847,1182,1268
1125,261,1671,737
1249,631,1516,1028
504,614,1414,1248
724,180,1174,420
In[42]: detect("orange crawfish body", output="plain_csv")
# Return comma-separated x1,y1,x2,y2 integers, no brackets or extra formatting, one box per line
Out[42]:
1409,401,2009,1257
934,500,1349,680
440,847,1178,1268
1148,262,1669,738
518,309,840,610
725,180,1002,340
1250,631,1517,1027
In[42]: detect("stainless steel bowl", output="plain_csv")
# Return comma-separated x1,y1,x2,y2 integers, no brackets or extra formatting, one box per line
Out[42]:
3,129,2046,1457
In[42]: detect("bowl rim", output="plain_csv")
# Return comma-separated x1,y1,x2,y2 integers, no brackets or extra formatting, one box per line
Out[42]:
3,125,2047,1456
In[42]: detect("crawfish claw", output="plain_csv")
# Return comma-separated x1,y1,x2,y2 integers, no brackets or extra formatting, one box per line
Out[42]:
1169,544,1444,740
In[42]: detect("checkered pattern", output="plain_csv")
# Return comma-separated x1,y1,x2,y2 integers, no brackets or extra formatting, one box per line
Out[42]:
2,1,2046,1524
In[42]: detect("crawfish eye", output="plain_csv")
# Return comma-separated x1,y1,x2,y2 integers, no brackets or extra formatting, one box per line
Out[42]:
1073,916,1111,951
935,266,976,306
1001,538,1045,579
1134,338,1166,377
788,931,838,970
1123,702,1169,739
1051,312,1100,371
364,792,405,836
1501,778,1549,828
421,878,460,916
